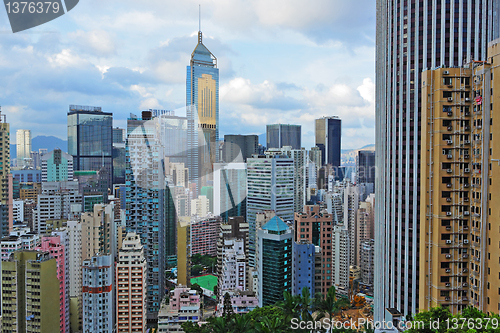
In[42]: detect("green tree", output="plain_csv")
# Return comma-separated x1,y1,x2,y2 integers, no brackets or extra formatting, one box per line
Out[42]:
299,287,314,321
222,292,234,319
406,307,451,333
191,264,204,276
230,314,254,332
277,290,301,319
313,286,350,333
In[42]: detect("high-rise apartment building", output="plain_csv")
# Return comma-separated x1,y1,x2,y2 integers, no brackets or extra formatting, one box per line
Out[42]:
116,233,147,332
223,135,258,162
217,238,247,292
187,29,219,188
266,124,301,150
177,219,191,287
419,43,500,314
190,214,222,256
294,205,334,296
81,203,116,260
0,110,12,238
1,251,60,332
374,0,498,320
315,116,341,167
16,129,31,169
35,235,69,332
68,105,113,190
41,149,74,182
66,220,83,332
82,254,114,333
256,216,293,307
214,162,247,221
246,155,294,266
293,241,316,298
126,111,167,318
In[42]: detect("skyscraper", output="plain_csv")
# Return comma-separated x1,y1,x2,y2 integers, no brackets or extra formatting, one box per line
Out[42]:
266,124,301,150
126,111,167,319
68,105,113,190
246,155,294,266
315,116,341,167
214,162,247,221
223,134,258,162
16,129,31,169
356,150,375,186
375,0,496,321
187,29,219,188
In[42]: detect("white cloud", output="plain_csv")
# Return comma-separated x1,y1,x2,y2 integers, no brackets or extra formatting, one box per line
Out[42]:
68,30,117,57
47,49,88,67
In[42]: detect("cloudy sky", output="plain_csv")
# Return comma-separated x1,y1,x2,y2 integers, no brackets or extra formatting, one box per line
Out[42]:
0,0,375,149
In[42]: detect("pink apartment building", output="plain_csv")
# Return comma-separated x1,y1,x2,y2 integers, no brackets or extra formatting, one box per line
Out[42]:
35,236,67,333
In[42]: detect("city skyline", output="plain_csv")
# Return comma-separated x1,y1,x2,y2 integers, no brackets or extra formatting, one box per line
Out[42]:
0,0,376,150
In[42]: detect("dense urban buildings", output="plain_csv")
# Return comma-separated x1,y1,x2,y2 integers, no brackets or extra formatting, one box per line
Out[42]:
266,124,301,150
375,0,497,321
214,162,247,221
0,110,12,238
68,105,113,190
41,149,74,182
315,116,341,167
157,286,201,333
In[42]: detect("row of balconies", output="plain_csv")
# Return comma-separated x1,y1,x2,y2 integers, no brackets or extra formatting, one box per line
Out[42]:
444,253,469,259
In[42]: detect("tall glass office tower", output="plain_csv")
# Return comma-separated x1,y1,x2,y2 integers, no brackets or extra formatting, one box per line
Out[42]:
187,30,219,188
68,105,113,189
375,0,496,321
266,124,301,150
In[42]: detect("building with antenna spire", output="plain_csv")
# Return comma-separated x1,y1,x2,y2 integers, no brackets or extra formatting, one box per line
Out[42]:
186,12,219,190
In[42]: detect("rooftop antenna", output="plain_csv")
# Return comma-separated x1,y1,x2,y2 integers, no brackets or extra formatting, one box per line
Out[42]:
198,4,202,43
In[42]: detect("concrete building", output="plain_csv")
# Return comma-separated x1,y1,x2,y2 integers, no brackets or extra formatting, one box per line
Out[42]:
356,150,375,186
116,232,147,332
223,134,258,162
266,124,301,150
82,254,114,333
12,199,23,223
1,251,60,332
66,220,83,332
360,239,374,288
266,146,307,212
191,195,210,217
35,235,69,332
158,287,201,333
214,162,247,221
293,241,315,298
216,289,258,316
294,205,334,296
33,181,82,234
190,214,221,256
12,169,42,183
418,43,500,314
0,110,12,238
41,148,74,182
177,219,191,287
374,0,497,321
315,116,341,167
81,203,117,261
16,129,31,169
357,199,374,265
247,154,294,266
217,238,246,292
256,216,293,307
0,226,40,260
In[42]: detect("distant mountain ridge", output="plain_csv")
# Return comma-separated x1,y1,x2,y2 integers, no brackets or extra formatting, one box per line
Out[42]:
10,136,68,160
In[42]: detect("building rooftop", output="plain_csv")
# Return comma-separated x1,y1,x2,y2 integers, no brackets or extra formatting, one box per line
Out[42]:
261,216,289,233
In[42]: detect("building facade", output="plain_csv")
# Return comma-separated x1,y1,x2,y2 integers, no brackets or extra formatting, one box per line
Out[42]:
266,124,301,150
223,134,258,162
190,214,222,256
116,233,147,332
247,155,294,266
16,129,31,169
68,105,113,190
374,0,496,320
41,149,74,182
256,216,293,307
82,255,114,333
315,116,341,167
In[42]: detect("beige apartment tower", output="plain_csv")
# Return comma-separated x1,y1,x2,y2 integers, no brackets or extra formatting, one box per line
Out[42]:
116,232,147,332
420,39,500,314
